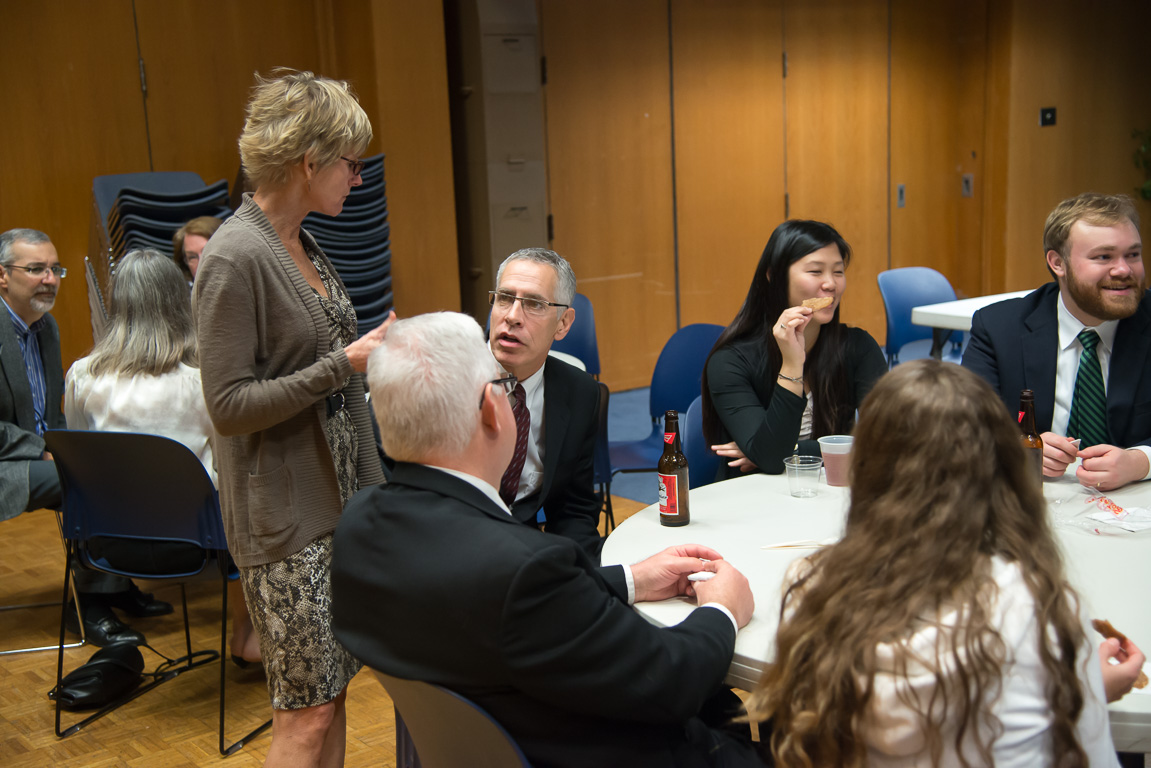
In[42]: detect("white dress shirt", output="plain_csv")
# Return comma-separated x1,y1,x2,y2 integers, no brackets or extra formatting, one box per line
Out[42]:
64,359,217,486
1052,293,1151,478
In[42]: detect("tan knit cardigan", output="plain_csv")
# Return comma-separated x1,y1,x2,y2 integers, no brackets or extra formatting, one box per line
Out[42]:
193,195,384,567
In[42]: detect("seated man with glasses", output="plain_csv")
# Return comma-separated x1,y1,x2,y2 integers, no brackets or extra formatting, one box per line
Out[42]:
487,247,604,558
332,311,763,768
0,228,169,647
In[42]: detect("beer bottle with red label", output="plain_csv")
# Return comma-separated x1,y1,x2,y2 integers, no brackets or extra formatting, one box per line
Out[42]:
658,410,690,526
1018,389,1044,478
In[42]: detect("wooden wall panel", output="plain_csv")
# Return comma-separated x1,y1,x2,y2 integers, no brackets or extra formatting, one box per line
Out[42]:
361,0,461,316
0,0,150,369
540,0,676,392
999,0,1151,292
135,0,327,193
890,0,987,300
671,0,786,328
783,0,890,341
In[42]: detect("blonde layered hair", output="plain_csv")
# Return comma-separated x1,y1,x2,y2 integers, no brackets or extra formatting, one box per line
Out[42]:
238,69,372,189
86,249,198,377
746,361,1089,768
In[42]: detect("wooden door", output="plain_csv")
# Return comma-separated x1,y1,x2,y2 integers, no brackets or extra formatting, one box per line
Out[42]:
540,0,677,392
890,0,987,300
671,0,786,329
783,0,889,341
0,0,152,368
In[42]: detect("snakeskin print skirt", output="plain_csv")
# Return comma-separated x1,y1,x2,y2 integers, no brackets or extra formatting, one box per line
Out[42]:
239,534,361,709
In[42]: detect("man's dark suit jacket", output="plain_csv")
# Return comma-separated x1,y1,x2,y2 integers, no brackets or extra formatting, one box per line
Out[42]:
0,311,65,519
509,355,604,559
332,463,758,768
962,282,1151,448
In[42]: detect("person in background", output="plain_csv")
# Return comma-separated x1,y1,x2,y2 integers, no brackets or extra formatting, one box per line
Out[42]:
0,228,165,648
701,219,887,479
195,69,391,767
964,192,1149,492
487,248,603,559
746,361,1141,768
172,215,222,282
65,247,260,665
332,311,764,768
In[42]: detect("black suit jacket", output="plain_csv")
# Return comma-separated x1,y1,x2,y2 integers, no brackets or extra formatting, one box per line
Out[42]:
332,463,753,768
509,356,604,559
0,311,65,519
963,282,1151,447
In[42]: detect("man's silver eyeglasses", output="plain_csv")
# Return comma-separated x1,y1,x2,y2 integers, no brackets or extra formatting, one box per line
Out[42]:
7,264,66,278
481,374,518,410
488,291,569,317
340,156,365,176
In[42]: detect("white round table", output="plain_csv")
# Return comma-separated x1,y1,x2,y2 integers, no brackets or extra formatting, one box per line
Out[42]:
601,468,1151,752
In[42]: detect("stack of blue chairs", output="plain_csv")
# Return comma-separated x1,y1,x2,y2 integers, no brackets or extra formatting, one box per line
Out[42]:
94,172,230,261
303,154,392,337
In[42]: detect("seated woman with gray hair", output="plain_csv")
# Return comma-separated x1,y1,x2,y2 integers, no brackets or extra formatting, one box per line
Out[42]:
65,247,260,664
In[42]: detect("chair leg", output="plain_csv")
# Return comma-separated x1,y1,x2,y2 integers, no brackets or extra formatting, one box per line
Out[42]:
395,708,422,768
218,572,272,756
603,483,615,533
2,511,86,656
55,549,220,739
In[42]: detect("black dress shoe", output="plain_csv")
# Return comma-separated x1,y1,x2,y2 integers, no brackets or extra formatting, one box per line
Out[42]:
65,601,147,648
102,583,173,618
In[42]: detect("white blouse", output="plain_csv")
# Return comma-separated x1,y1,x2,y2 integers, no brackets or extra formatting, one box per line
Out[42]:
64,359,216,487
860,557,1118,767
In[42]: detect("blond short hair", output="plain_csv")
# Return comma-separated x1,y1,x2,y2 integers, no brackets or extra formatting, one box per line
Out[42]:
238,69,372,189
1043,192,1140,259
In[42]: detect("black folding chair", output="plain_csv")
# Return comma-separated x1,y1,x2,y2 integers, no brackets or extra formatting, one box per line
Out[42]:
45,430,271,755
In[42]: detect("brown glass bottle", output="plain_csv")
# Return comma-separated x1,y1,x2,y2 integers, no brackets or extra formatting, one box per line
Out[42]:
1018,389,1044,477
658,410,690,526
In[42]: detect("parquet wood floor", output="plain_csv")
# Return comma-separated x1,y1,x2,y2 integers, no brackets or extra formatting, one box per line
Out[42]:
1,497,646,767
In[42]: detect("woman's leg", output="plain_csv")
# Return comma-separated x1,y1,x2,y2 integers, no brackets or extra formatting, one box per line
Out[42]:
265,698,339,768
228,579,262,663
319,688,349,768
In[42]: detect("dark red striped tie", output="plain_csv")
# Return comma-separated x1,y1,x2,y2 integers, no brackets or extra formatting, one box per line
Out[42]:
500,384,530,506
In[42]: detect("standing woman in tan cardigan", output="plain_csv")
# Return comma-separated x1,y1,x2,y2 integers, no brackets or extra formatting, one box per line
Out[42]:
194,70,392,767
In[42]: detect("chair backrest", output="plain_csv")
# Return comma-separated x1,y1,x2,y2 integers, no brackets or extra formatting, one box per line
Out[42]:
876,267,958,363
593,381,611,487
44,430,227,579
373,670,531,768
550,293,601,376
682,396,721,489
649,323,725,420
92,172,207,224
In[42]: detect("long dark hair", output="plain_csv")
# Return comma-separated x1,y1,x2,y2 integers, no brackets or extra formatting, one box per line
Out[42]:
701,219,853,443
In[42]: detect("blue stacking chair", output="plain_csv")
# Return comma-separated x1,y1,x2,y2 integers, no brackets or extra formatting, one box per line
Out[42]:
550,293,601,378
876,267,964,367
373,669,532,768
45,430,271,756
608,323,724,475
592,381,614,531
682,396,722,489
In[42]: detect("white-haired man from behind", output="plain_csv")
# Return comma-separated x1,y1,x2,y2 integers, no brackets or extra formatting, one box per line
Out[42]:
331,311,764,768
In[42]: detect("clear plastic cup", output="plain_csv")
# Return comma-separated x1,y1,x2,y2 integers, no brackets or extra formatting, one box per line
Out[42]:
783,455,822,497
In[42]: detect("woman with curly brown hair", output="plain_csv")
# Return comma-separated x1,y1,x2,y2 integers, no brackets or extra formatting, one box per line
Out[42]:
746,360,1131,767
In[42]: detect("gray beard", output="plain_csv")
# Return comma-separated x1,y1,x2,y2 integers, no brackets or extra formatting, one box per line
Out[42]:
29,295,55,314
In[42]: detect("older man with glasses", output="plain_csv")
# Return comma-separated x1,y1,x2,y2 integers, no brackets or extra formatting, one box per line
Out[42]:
487,247,604,559
0,228,169,647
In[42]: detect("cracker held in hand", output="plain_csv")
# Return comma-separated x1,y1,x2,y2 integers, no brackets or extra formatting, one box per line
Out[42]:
1093,619,1149,689
802,296,833,311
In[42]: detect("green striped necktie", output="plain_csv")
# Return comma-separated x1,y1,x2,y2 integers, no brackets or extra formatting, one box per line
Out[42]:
1066,328,1110,448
